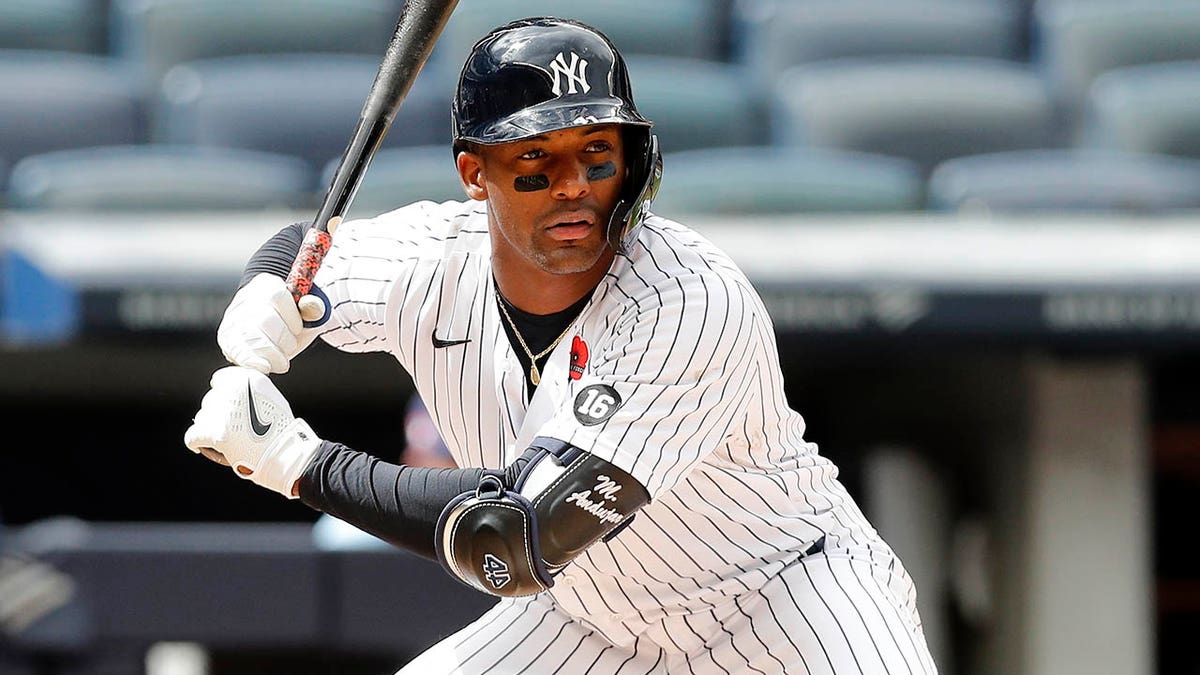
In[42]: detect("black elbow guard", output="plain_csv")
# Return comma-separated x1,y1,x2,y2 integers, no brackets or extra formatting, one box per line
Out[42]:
435,438,649,597
436,473,553,597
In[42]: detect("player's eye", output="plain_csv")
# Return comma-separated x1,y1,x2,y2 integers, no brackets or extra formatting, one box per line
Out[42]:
518,148,546,160
585,140,612,153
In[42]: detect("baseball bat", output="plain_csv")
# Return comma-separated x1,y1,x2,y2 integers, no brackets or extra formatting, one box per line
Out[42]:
287,0,459,321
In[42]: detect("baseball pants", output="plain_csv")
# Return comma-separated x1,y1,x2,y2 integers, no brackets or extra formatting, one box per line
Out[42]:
397,551,937,674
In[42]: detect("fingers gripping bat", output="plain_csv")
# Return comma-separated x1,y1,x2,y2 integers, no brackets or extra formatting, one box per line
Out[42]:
287,0,460,322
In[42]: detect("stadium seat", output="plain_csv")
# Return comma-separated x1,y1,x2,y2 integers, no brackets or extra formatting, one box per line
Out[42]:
155,54,451,171
7,145,315,211
772,57,1062,173
0,51,142,188
0,0,107,53
652,146,925,217
927,149,1200,213
732,0,1024,95
1032,0,1200,114
626,56,770,154
1080,61,1200,161
429,0,730,77
321,145,464,221
110,0,400,93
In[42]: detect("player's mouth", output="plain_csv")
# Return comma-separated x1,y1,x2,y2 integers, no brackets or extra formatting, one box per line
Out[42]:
546,213,596,241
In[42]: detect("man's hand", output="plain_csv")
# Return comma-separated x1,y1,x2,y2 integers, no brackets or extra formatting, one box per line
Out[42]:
184,366,322,498
217,273,323,374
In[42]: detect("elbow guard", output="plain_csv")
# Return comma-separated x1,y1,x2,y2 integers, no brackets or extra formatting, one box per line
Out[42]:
435,438,649,597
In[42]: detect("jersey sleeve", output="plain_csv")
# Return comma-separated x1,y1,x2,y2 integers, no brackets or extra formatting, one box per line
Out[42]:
310,201,456,354
538,270,767,500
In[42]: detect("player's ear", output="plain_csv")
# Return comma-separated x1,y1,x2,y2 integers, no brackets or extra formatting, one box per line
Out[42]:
456,150,487,201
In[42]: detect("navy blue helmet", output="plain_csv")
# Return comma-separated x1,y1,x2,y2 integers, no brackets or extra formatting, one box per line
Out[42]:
453,17,662,254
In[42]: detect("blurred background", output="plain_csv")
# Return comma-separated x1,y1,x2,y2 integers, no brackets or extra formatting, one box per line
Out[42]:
1,0,1198,673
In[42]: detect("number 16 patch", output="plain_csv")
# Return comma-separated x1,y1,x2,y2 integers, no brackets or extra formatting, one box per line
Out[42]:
574,384,623,426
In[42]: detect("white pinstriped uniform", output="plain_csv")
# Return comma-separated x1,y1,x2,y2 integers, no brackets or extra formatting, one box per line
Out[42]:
310,199,937,674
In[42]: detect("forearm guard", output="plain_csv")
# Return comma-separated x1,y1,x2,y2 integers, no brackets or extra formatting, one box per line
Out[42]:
435,437,649,597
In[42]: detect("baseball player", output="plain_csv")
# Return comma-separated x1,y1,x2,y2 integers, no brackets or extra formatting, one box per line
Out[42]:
185,17,937,674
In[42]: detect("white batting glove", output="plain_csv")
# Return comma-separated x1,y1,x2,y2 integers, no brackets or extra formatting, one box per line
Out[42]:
217,273,324,374
184,366,323,499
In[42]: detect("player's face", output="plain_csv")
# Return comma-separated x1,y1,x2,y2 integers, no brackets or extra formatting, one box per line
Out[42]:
458,124,626,279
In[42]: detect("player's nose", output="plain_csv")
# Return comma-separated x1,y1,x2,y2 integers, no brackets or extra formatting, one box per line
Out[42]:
552,160,590,201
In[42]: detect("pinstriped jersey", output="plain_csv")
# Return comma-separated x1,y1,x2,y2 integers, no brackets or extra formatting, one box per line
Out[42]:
310,199,895,647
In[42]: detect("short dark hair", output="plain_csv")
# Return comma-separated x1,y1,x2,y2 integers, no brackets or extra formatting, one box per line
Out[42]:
455,140,484,157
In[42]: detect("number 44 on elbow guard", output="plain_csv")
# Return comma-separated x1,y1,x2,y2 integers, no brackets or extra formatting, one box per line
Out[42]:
436,437,648,597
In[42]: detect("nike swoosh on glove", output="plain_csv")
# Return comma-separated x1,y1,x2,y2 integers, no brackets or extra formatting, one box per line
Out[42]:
184,366,322,498
217,273,323,374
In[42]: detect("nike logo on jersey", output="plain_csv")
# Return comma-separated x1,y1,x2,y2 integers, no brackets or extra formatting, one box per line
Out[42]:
432,334,471,348
247,384,272,436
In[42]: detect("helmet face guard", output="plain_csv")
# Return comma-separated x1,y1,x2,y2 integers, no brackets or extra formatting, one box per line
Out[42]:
453,17,662,254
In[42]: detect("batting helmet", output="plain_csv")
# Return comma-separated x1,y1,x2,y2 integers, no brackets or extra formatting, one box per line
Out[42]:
452,17,662,254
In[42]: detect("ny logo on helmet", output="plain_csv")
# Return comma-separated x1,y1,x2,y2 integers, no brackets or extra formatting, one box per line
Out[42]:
549,51,590,96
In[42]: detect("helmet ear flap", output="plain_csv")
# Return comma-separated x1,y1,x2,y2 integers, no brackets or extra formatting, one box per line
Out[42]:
607,132,662,254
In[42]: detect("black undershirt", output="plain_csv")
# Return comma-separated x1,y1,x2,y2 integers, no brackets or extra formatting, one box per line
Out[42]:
239,221,307,289
298,443,532,561
495,283,592,395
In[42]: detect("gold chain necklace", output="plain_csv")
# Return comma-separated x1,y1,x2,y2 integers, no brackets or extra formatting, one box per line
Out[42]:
495,293,578,386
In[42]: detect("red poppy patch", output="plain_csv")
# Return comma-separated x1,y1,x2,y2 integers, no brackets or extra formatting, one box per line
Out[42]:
569,335,588,380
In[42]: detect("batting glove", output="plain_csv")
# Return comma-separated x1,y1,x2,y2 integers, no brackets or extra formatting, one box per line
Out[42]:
184,366,322,499
217,273,323,374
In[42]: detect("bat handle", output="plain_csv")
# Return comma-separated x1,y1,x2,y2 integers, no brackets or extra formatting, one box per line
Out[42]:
286,113,386,322
286,226,335,323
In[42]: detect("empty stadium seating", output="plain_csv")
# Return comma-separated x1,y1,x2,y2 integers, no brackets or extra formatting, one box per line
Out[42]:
430,0,730,72
0,0,107,54
7,145,315,211
927,149,1200,213
110,0,400,94
653,146,925,217
321,145,464,220
0,51,143,188
626,55,770,153
0,0,1197,215
772,57,1062,173
732,0,1024,96
1032,0,1200,116
154,54,449,171
1080,61,1200,161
